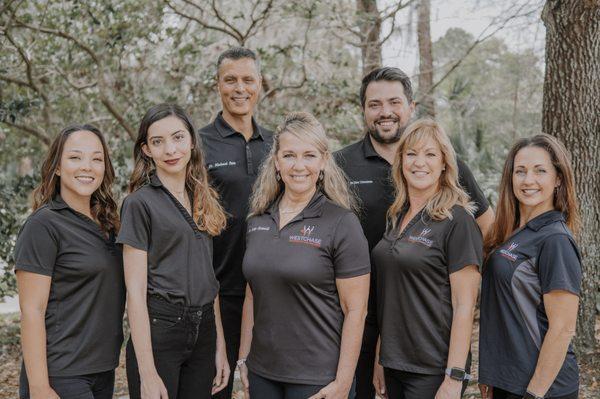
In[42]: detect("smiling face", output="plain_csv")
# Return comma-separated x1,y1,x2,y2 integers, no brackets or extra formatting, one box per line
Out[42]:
401,135,444,197
512,146,559,218
142,115,193,178
364,81,415,144
217,57,261,119
275,132,327,200
57,130,105,201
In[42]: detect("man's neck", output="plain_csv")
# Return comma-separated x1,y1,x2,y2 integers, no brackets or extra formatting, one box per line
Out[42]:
369,135,400,165
222,110,254,141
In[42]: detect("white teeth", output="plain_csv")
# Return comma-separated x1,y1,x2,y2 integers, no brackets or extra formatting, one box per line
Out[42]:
76,177,94,183
412,171,428,176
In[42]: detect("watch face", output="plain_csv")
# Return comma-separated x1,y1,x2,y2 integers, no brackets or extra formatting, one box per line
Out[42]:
450,368,465,380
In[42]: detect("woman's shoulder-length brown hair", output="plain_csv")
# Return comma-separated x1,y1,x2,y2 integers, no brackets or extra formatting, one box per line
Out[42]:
129,103,226,237
484,133,580,255
31,124,120,235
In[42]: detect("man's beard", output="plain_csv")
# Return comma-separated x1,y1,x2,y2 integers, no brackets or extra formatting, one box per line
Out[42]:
366,121,408,144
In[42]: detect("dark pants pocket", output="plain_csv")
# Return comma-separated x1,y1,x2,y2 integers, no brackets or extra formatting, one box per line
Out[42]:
20,368,115,399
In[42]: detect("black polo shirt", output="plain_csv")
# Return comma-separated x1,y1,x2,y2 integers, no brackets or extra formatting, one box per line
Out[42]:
335,135,490,324
372,205,482,374
479,211,581,397
14,196,125,377
117,174,218,307
199,112,273,296
242,191,371,385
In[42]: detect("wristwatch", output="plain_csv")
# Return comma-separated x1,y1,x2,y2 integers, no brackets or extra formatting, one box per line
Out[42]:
523,391,544,399
444,367,472,382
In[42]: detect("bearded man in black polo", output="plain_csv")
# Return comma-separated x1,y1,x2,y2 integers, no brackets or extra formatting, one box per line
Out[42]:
334,67,495,399
199,47,273,399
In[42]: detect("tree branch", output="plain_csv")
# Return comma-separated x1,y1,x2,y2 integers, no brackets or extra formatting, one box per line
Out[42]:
0,120,51,145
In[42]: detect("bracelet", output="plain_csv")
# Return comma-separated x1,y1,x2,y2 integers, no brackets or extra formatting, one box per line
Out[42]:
236,358,247,368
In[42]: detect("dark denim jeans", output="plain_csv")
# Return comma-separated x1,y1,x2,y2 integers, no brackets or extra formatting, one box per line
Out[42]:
493,387,578,399
126,295,216,399
248,371,356,399
19,369,114,399
384,368,468,399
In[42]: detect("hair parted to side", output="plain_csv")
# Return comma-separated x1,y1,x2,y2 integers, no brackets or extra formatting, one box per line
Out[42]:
31,124,120,235
129,103,226,236
484,133,580,255
216,47,261,76
249,112,357,216
388,119,475,231
360,67,414,108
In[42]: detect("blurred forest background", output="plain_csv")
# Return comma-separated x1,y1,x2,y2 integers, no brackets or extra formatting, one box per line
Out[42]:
0,0,598,396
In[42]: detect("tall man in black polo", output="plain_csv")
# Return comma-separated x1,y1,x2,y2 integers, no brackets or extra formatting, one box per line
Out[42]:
199,47,273,399
334,67,495,399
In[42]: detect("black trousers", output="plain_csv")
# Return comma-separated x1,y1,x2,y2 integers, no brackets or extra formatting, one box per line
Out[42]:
19,369,114,399
126,296,216,399
383,368,468,399
248,371,326,399
354,321,378,399
493,387,579,399
212,294,244,399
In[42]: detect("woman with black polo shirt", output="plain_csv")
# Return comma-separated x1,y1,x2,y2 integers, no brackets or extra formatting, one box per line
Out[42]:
479,134,582,399
15,125,125,399
118,104,229,399
371,119,482,399
237,112,370,399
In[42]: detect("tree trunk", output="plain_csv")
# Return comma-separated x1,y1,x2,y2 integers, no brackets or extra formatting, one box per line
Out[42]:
357,0,382,75
417,0,435,118
542,0,600,352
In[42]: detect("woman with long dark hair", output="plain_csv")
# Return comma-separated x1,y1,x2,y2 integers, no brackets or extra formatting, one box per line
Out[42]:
15,125,125,399
118,104,229,399
479,134,581,399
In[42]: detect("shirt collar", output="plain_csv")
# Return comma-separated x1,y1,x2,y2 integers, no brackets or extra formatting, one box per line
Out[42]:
266,190,327,219
361,134,389,163
525,210,565,232
149,173,163,188
215,112,265,140
48,195,69,210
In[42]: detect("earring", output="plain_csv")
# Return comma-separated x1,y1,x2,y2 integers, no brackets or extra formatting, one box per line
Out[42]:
318,170,324,181
276,171,281,181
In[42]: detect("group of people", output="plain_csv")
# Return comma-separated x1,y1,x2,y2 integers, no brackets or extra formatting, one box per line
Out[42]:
14,47,582,399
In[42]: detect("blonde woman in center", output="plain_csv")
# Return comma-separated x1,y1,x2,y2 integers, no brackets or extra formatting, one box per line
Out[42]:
237,112,370,399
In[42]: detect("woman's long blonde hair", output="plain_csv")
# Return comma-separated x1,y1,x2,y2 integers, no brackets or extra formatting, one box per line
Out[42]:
249,112,356,216
388,119,474,231
129,104,226,236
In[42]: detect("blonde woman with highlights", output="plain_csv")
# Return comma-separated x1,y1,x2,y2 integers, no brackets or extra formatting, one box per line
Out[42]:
372,119,482,399
239,112,370,399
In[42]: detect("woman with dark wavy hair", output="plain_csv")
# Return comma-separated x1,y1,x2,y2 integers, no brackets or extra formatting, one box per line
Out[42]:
15,125,125,399
479,134,582,399
118,104,229,399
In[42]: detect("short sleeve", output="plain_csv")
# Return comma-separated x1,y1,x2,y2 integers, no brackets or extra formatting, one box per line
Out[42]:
332,212,371,278
457,158,489,218
445,208,483,274
116,195,151,251
538,234,582,295
14,217,58,276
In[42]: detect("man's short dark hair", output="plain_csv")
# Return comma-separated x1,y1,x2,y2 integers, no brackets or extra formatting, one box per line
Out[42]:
216,47,261,76
359,67,413,108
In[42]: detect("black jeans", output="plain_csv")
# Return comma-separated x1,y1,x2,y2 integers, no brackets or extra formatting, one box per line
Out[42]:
354,321,378,399
384,368,468,399
19,369,114,399
249,371,357,399
212,294,244,399
126,295,216,399
493,387,579,399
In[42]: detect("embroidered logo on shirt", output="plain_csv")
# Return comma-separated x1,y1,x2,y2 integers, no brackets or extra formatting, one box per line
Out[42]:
408,228,434,247
207,161,237,170
289,225,322,247
349,180,374,185
499,242,519,261
248,226,270,233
